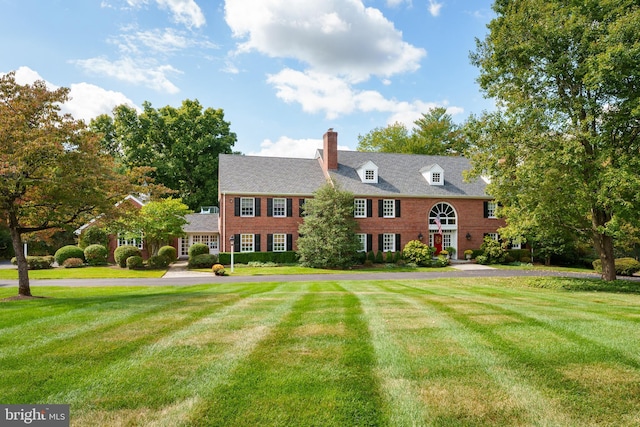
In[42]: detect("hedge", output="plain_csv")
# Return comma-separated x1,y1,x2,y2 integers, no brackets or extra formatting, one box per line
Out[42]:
188,253,218,269
11,256,54,270
218,251,298,265
593,257,640,276
188,243,210,258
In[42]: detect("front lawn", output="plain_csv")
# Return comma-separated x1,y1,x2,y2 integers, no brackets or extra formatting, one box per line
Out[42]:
1,277,639,426
0,265,166,280
208,263,456,276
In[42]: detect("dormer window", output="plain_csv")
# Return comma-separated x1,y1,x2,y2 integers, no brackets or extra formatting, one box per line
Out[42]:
421,164,444,186
357,161,378,183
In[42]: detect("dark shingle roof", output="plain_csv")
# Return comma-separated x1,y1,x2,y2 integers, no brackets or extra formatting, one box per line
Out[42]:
218,151,489,198
183,213,218,233
219,154,328,195
322,150,488,198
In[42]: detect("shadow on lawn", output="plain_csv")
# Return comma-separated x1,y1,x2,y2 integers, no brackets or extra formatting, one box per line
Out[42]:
529,277,640,294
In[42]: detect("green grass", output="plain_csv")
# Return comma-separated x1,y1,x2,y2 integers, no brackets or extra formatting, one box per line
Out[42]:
0,265,166,279
203,264,456,276
1,277,639,426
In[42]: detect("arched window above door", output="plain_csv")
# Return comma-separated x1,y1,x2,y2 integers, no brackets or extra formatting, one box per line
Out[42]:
429,202,457,227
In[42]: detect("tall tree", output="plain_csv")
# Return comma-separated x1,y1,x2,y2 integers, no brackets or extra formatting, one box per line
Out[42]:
468,0,640,280
90,100,237,210
356,108,467,155
0,72,131,296
297,183,361,268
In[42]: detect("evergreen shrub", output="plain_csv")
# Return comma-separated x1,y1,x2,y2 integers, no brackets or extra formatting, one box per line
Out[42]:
114,245,142,268
54,245,85,265
84,244,108,266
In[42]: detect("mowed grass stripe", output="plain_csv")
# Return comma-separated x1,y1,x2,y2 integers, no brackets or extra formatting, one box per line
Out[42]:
192,282,384,427
68,282,306,427
350,281,567,426
0,284,276,403
394,279,640,425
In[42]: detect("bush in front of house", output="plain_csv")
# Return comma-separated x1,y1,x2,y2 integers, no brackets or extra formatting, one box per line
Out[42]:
212,264,226,275
158,246,177,262
126,255,144,270
114,245,142,268
78,226,109,249
217,251,298,265
592,257,640,276
62,258,85,268
188,253,217,269
188,243,210,258
480,236,507,264
402,240,434,266
11,256,55,270
54,245,85,266
84,244,108,266
147,254,170,269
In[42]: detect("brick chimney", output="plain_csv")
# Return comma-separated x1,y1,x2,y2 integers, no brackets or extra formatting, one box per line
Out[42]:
323,128,338,172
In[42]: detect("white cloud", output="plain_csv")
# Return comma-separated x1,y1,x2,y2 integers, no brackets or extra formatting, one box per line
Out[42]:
225,0,425,81
121,0,205,28
72,57,182,94
249,136,351,158
428,0,443,17
157,0,206,28
112,27,217,55
267,68,463,125
7,66,138,122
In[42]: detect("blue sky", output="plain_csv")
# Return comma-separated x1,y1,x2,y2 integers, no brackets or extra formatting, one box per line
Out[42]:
2,0,496,157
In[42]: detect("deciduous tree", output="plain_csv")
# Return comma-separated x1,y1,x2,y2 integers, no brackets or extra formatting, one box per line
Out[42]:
468,0,640,280
0,72,131,296
91,100,237,210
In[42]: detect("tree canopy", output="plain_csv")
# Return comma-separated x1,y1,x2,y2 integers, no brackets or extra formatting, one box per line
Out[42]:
357,108,467,155
468,0,640,280
0,72,133,296
90,99,237,210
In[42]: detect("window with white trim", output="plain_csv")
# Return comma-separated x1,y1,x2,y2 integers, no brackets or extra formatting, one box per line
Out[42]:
365,170,375,181
240,234,254,252
240,197,255,217
357,234,367,252
272,198,286,217
383,199,395,218
272,233,286,252
118,234,143,250
382,233,395,252
432,172,441,183
354,199,367,218
486,233,499,241
487,201,497,218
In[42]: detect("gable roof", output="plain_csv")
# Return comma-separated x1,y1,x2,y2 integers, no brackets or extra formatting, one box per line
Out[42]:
218,151,489,199
319,150,489,198
219,154,328,196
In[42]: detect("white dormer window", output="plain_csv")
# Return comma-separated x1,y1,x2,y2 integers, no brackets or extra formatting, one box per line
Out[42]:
357,161,378,183
421,164,444,186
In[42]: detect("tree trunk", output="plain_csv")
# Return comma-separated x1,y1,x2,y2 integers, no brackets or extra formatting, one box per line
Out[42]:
592,207,616,281
8,212,31,296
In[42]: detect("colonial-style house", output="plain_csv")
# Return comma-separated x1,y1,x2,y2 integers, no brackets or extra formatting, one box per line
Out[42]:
218,129,505,259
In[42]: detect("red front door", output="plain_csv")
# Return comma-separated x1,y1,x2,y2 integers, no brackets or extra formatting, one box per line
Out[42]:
434,233,443,255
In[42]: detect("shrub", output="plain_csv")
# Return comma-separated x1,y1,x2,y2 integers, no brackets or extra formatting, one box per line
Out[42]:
62,258,85,268
218,251,298,265
114,245,142,268
212,264,226,275
433,255,450,267
480,236,507,264
79,226,109,249
147,254,170,269
403,240,434,266
84,244,108,266
464,249,474,259
593,257,640,276
375,251,384,264
366,251,376,263
158,246,177,262
126,256,144,270
188,243,210,258
445,246,456,257
439,249,449,257
476,255,489,265
12,256,54,270
54,245,85,265
188,253,217,269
